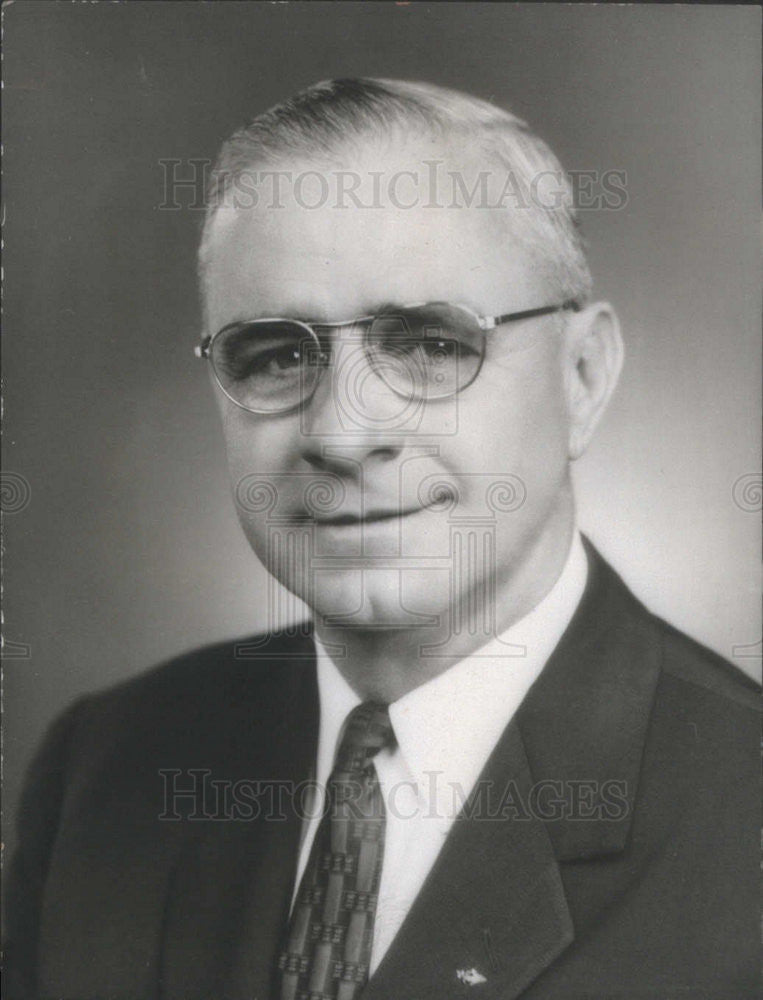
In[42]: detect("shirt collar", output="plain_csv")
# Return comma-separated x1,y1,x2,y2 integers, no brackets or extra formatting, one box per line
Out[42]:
313,531,588,806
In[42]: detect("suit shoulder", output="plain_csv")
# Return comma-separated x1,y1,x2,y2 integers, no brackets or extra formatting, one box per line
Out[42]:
73,629,316,737
23,629,318,801
585,543,759,717
654,616,760,714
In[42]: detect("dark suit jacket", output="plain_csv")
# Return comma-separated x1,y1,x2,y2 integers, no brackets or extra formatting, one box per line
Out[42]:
5,546,760,999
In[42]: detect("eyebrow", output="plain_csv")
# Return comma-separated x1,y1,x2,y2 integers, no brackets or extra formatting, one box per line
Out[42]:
225,299,483,329
293,302,408,325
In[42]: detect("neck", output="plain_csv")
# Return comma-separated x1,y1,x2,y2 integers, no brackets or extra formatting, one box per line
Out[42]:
315,497,576,703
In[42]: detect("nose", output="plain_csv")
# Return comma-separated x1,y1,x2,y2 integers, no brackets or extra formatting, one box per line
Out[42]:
298,331,413,475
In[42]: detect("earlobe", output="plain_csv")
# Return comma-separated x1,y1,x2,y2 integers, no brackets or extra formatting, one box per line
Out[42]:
565,302,624,461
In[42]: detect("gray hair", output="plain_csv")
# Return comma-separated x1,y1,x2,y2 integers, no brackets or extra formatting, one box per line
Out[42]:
199,77,592,304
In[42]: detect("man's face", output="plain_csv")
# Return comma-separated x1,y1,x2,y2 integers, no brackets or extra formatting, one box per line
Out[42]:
203,145,574,635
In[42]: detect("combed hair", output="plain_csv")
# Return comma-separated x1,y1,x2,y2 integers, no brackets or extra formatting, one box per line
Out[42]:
199,78,592,303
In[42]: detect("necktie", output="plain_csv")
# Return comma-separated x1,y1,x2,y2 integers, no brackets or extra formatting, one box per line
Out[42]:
277,702,395,1000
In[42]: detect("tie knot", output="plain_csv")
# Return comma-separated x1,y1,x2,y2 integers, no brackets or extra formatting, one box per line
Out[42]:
335,702,395,773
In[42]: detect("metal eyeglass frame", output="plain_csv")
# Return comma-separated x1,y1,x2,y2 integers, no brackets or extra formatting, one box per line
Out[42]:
194,298,581,415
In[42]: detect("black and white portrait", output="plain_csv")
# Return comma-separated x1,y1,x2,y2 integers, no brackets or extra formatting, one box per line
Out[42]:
3,5,760,999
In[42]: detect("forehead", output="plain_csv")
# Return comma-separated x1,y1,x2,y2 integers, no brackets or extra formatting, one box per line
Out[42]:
202,144,548,329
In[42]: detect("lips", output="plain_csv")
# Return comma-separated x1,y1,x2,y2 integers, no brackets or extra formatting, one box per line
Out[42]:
312,503,436,526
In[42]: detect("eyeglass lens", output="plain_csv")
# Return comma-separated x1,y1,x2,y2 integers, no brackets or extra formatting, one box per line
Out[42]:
209,305,485,413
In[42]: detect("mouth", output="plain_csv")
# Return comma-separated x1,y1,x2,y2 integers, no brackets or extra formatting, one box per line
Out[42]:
312,504,435,527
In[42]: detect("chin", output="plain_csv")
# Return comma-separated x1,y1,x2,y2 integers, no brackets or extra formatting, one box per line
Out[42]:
284,567,454,632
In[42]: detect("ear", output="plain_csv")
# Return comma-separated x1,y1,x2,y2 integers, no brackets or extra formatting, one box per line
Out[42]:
562,302,624,461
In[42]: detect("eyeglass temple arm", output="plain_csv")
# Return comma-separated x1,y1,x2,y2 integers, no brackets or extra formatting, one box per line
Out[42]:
480,299,581,331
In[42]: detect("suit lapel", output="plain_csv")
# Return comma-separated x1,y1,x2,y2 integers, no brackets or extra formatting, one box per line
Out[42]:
364,544,662,999
515,542,663,861
362,722,574,1000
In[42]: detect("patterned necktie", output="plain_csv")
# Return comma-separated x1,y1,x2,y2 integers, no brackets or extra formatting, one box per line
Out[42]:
277,701,395,1000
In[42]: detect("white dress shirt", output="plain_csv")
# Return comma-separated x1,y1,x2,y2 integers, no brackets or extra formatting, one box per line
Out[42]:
293,531,588,973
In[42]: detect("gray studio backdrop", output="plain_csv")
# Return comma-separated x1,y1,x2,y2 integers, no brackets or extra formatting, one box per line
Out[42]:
3,3,761,858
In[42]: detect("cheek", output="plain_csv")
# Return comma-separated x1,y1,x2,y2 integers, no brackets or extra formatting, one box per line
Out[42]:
220,406,298,476
453,357,569,483
517,369,570,473
218,406,303,540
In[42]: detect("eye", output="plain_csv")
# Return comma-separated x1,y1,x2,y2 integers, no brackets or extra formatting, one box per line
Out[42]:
256,345,301,372
417,337,480,360
221,338,303,381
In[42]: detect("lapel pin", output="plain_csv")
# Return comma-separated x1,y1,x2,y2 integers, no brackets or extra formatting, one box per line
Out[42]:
456,968,488,986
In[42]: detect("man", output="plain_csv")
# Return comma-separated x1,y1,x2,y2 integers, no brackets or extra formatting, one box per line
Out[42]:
5,78,759,999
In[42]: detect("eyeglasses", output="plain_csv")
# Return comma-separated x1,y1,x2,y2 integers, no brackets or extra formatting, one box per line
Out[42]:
195,299,580,415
